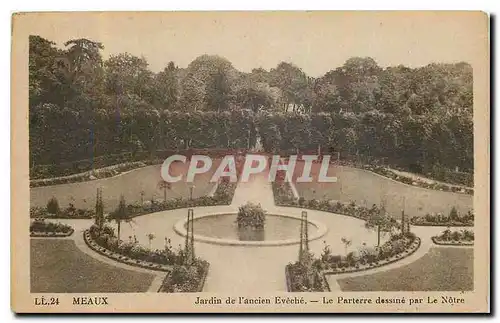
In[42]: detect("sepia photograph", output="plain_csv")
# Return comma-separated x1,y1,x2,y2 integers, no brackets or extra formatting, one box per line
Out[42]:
11,11,489,313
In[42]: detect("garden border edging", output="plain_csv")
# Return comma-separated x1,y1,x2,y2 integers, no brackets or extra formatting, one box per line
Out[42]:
83,230,172,273
322,237,422,277
284,237,422,292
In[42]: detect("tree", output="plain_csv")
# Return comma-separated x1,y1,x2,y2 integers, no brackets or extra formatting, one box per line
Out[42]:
108,194,128,242
312,72,341,113
340,237,352,255
157,180,171,203
29,35,473,186
104,53,154,111
151,62,179,109
58,38,106,110
318,57,381,113
179,54,236,111
205,65,232,111
449,206,459,221
365,203,395,247
29,35,61,107
234,81,276,113
46,197,60,215
95,188,105,231
147,233,156,249
64,38,104,74
269,62,310,111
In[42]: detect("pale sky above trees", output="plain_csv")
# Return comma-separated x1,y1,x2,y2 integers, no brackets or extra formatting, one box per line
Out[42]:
26,11,486,77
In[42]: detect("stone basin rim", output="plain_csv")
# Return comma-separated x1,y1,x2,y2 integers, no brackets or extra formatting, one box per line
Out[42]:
173,212,328,247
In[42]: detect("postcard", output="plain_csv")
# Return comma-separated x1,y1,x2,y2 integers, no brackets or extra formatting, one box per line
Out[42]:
11,11,489,313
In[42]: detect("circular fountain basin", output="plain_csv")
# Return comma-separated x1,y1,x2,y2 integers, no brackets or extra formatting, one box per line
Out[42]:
173,213,328,246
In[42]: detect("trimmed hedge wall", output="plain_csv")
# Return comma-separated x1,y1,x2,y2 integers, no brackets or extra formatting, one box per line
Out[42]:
31,109,472,187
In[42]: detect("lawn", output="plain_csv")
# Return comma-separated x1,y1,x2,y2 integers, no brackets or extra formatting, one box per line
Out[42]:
31,239,155,293
336,247,473,291
293,163,473,220
30,159,222,212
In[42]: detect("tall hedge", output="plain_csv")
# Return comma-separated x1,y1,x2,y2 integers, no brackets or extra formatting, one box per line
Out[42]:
30,107,473,178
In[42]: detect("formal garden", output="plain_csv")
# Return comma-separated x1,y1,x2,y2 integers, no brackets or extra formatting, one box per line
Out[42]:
28,36,474,294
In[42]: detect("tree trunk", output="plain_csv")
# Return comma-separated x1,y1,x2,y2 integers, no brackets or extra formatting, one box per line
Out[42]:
117,221,121,242
401,211,405,235
164,187,167,203
377,225,381,246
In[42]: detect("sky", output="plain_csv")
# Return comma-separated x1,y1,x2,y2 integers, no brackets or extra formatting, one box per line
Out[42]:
21,11,487,77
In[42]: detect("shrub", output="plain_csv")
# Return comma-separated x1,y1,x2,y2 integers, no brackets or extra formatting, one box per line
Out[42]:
449,206,459,221
462,229,474,241
30,219,72,234
46,197,60,215
118,241,136,256
159,263,204,293
236,202,266,229
130,245,149,260
434,228,474,244
170,265,191,285
102,225,115,237
411,208,473,226
451,230,462,241
287,262,324,292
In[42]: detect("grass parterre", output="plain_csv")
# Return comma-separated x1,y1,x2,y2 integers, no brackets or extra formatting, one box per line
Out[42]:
87,224,209,293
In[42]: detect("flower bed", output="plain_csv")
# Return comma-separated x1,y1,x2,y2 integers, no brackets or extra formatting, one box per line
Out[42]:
157,262,210,293
122,180,236,217
321,235,421,276
30,230,74,238
84,225,210,292
30,161,149,187
285,261,328,292
83,229,171,272
285,232,421,292
410,209,474,227
361,165,473,195
30,205,96,219
431,229,474,246
30,180,237,220
30,219,74,237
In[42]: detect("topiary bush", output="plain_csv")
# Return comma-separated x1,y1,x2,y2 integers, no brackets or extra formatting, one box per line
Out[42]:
236,202,266,229
46,197,60,215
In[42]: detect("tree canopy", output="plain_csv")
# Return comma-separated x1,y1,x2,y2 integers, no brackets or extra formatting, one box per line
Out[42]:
29,35,473,177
